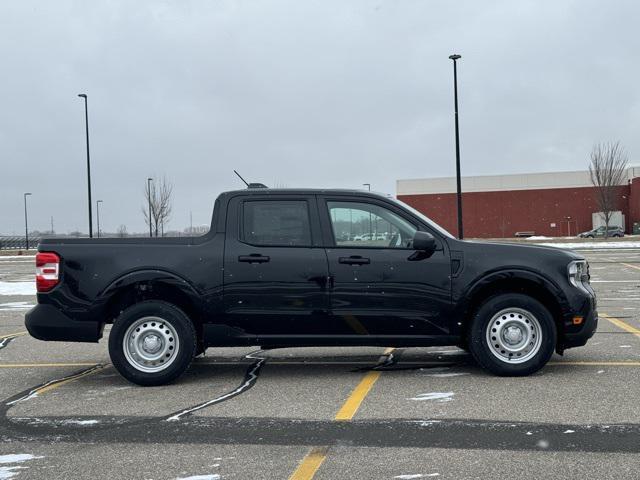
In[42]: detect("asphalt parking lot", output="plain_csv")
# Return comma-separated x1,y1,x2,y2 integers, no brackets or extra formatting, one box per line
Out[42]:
1,250,640,479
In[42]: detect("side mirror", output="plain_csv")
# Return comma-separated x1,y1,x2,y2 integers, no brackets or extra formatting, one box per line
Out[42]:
412,231,436,253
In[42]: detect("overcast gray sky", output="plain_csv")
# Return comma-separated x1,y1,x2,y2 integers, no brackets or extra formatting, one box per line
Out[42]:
1,0,638,235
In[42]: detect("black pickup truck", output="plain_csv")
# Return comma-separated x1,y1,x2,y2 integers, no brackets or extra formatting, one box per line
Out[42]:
26,188,597,385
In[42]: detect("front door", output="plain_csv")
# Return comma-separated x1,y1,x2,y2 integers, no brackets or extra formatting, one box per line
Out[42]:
320,197,452,337
223,195,332,336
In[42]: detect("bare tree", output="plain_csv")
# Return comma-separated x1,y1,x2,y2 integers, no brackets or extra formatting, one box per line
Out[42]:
143,176,173,237
589,142,628,238
116,225,128,238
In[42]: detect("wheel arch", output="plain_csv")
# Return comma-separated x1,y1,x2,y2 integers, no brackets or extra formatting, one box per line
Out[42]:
459,270,569,347
100,270,204,333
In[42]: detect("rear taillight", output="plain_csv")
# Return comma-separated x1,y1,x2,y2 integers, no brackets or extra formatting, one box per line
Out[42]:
36,252,60,292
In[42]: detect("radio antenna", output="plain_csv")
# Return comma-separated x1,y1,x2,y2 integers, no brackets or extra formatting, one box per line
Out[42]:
233,170,250,187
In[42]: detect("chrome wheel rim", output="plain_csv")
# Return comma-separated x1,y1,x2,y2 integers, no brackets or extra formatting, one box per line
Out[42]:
123,316,180,373
486,308,542,364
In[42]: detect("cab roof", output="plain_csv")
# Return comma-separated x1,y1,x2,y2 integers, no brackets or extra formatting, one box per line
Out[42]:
220,188,391,198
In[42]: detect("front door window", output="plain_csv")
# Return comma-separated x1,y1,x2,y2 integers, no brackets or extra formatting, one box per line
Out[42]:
327,201,417,248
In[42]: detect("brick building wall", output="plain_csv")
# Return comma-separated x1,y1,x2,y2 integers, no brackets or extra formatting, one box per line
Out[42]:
397,169,638,238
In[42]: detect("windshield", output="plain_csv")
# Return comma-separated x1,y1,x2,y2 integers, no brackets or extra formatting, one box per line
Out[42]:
388,196,456,239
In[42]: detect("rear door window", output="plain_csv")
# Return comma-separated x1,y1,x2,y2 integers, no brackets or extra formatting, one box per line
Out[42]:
242,200,312,246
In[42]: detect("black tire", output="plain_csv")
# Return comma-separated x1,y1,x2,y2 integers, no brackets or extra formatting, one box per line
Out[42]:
468,293,556,376
109,300,197,386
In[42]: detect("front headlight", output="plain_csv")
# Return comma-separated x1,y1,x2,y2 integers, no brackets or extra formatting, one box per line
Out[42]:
568,260,590,293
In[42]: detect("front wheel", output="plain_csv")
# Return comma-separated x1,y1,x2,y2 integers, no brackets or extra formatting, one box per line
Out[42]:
109,300,197,386
468,293,556,376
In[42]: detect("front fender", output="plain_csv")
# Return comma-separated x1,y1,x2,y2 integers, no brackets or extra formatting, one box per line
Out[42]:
456,268,571,320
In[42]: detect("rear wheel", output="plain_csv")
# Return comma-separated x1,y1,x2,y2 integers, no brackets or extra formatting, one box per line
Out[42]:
109,300,197,386
468,293,556,376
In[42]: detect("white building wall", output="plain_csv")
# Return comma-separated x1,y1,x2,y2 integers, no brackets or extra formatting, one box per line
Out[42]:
397,168,634,196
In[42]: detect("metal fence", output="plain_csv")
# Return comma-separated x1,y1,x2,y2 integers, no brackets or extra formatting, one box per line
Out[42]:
0,236,41,250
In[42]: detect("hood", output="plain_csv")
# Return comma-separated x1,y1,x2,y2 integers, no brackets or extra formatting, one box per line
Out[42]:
448,238,585,263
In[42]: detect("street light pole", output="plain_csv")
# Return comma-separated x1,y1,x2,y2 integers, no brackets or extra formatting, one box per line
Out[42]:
23,193,32,250
147,177,153,237
78,94,93,238
449,54,464,240
96,200,103,238
362,183,371,191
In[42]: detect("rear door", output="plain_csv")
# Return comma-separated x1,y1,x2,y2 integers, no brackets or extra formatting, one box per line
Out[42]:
223,194,333,336
319,196,452,337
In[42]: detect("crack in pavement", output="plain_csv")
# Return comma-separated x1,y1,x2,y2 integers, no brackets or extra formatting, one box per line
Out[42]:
2,364,107,408
0,336,15,351
165,349,267,422
0,332,25,351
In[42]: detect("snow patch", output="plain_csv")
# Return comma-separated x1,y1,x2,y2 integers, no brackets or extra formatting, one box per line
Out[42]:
61,419,99,426
411,420,442,427
564,429,575,434
0,456,39,465
536,241,640,250
0,282,36,296
0,454,42,480
537,439,550,448
410,392,454,402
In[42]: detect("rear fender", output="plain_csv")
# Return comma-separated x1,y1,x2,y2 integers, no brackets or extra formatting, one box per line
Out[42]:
97,269,203,323
99,269,200,300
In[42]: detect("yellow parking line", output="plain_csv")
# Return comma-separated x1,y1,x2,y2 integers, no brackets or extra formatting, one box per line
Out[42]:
288,348,393,480
1,359,639,369
288,447,329,480
549,361,640,366
0,331,27,339
36,366,104,395
600,313,640,340
621,262,640,272
6,364,106,406
0,363,100,368
334,370,381,421
334,347,393,421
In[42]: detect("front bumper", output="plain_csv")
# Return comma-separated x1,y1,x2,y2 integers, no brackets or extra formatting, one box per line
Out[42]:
560,293,598,350
25,304,103,342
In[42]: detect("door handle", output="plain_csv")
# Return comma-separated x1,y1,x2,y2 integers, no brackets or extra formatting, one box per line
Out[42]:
339,255,370,265
238,254,270,264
